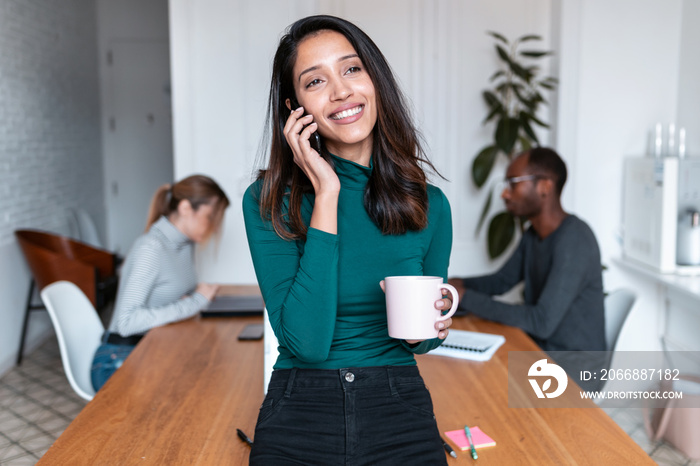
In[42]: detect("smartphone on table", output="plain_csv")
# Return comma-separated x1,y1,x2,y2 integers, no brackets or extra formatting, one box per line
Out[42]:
238,323,264,341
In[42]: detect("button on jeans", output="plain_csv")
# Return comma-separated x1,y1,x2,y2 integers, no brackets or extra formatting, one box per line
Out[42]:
250,366,447,466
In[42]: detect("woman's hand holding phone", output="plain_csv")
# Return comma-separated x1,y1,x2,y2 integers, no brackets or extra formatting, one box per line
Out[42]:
284,106,340,235
283,107,340,196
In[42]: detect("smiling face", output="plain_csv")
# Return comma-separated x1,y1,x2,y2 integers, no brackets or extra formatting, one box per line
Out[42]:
291,30,377,164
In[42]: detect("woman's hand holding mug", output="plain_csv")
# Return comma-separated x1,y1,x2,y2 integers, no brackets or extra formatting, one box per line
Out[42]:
381,276,459,343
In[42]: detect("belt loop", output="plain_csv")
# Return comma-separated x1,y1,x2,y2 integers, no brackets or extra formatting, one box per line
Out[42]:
284,368,297,398
101,331,110,344
387,366,399,396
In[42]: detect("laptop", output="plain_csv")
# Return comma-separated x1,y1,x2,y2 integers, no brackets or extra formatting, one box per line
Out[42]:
200,295,264,317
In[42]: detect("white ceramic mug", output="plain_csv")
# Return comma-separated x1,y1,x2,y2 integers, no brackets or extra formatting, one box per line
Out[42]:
384,276,459,340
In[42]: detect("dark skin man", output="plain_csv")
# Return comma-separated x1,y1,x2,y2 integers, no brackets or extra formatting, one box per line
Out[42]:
448,150,568,295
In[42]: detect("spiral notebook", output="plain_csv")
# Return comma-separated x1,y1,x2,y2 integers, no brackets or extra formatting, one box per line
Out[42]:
430,329,505,361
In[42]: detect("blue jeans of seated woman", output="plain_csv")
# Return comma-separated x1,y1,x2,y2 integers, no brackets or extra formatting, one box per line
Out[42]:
249,365,447,466
90,342,135,391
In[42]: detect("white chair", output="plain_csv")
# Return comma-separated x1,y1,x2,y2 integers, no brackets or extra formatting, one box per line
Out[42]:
604,288,637,352
595,288,637,403
41,281,105,401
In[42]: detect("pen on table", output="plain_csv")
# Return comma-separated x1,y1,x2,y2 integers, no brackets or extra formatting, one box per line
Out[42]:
465,425,478,460
237,428,254,448
442,437,457,458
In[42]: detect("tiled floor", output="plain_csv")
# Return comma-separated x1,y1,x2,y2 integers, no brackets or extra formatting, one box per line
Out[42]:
0,337,697,465
601,405,700,466
0,337,87,465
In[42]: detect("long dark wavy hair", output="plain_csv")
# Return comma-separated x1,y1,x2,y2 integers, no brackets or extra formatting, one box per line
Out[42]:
257,15,440,240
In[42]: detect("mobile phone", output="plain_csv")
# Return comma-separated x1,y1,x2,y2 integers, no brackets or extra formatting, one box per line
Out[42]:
237,323,264,341
289,96,322,152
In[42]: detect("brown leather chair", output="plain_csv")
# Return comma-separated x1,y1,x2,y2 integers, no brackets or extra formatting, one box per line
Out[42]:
15,229,119,364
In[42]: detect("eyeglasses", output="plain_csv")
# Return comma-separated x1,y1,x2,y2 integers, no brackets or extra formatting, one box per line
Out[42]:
499,175,543,192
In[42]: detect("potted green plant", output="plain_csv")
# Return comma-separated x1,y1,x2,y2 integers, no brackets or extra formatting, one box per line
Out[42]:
472,31,558,259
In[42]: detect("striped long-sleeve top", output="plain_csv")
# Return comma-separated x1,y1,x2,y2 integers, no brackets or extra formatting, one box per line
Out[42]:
108,216,210,337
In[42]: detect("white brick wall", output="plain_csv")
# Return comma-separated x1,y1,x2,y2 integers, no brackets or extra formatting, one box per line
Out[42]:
0,0,103,375
0,0,103,244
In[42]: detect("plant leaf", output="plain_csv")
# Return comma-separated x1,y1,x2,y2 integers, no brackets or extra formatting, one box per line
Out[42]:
520,50,552,58
530,91,547,106
482,91,501,109
529,113,550,129
519,135,532,152
508,60,532,83
496,82,522,99
489,70,505,82
483,105,503,124
487,211,516,259
538,81,556,90
471,145,499,188
496,45,511,64
512,86,535,111
487,31,509,45
519,113,539,145
518,34,542,42
475,186,494,236
495,117,520,155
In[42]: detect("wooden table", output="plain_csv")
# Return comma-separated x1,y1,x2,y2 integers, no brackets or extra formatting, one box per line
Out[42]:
39,289,653,465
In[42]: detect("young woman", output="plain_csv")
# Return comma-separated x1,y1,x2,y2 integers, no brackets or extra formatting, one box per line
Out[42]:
91,175,229,391
243,15,454,464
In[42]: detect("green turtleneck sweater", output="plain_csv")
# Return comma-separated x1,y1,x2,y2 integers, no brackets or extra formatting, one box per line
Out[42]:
242,154,453,369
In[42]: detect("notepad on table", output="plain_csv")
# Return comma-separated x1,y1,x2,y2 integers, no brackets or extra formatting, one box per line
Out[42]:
430,329,505,361
445,426,496,451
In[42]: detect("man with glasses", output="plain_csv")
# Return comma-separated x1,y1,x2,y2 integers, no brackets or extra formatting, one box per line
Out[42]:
448,147,605,356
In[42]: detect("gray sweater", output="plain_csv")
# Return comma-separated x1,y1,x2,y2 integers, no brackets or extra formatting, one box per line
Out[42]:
108,216,209,337
460,215,605,352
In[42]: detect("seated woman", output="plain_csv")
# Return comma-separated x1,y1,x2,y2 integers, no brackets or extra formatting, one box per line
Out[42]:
91,174,229,391
243,15,454,464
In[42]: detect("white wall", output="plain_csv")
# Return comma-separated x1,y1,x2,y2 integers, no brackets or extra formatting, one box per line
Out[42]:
677,0,700,156
169,0,553,283
556,0,684,351
0,1,103,375
97,0,172,254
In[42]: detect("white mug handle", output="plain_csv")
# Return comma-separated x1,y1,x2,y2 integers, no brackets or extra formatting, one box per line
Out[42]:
436,283,459,322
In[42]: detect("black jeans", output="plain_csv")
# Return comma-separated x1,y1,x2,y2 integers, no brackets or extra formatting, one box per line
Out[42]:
249,366,447,466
